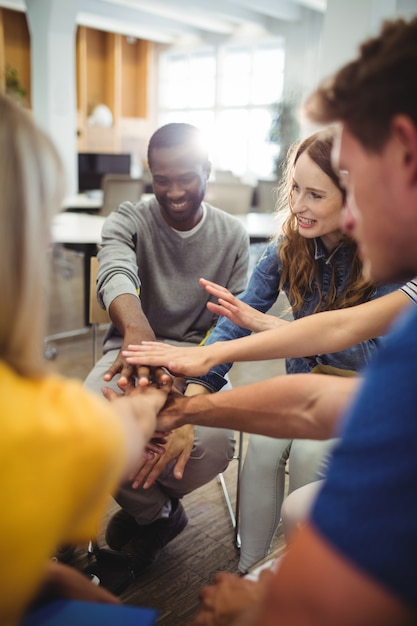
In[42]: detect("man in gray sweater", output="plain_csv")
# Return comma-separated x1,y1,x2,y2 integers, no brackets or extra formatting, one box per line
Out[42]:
84,122,249,577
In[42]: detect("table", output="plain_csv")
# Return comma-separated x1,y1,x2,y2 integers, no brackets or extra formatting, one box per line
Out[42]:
51,212,106,327
49,210,279,334
61,195,280,243
62,192,103,212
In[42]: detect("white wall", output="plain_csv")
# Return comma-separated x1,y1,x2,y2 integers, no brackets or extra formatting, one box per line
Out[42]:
25,0,79,194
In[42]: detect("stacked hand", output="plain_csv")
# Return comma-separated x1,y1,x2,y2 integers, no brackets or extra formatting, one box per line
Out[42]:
102,361,195,488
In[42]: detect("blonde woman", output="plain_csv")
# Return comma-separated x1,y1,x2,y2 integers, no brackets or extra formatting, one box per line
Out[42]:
0,94,170,626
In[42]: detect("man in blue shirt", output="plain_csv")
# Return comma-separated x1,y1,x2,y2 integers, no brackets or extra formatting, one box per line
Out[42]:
153,16,417,626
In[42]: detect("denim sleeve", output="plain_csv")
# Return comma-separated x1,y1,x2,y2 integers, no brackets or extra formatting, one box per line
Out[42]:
187,241,282,392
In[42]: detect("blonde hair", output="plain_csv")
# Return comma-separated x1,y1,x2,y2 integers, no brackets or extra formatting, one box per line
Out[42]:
275,129,374,313
0,95,65,376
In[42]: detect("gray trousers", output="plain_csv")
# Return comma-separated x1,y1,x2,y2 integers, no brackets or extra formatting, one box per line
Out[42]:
238,434,337,572
84,349,235,524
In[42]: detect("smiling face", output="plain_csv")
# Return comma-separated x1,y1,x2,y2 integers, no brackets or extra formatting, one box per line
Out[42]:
150,143,211,231
290,152,344,252
334,121,417,283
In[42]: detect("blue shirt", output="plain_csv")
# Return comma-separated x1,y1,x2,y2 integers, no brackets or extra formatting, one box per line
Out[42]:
312,305,417,609
192,237,397,391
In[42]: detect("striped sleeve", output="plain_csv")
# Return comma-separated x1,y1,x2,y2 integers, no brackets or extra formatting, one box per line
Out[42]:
400,279,417,303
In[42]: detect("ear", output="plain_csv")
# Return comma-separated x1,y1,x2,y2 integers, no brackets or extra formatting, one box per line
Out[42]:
390,115,417,186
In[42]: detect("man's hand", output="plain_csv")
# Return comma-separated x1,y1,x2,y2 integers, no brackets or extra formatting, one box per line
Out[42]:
102,371,173,474
128,424,195,489
104,294,156,390
102,344,138,392
102,346,170,393
187,571,272,626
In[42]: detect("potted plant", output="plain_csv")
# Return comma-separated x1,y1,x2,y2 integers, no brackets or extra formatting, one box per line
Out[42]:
268,92,300,179
5,66,27,106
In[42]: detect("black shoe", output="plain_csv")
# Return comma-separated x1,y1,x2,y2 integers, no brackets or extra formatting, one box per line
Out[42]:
129,499,188,576
54,544,76,563
105,509,138,551
83,547,136,595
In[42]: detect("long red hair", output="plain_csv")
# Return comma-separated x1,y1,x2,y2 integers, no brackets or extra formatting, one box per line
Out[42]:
276,129,374,313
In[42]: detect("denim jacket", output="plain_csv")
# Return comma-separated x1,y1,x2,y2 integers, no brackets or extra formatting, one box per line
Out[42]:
189,237,399,392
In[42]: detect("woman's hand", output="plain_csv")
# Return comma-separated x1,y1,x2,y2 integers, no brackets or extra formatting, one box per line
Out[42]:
122,343,216,377
200,278,283,333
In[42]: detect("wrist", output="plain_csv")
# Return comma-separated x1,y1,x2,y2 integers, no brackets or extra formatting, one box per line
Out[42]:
184,382,211,397
123,322,155,343
183,393,211,426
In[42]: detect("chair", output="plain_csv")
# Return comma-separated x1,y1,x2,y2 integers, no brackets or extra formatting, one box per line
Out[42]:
100,174,144,217
205,181,254,215
218,431,243,548
89,256,110,364
256,178,279,213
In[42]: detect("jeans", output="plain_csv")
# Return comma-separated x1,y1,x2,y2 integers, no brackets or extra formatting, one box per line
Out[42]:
238,434,337,572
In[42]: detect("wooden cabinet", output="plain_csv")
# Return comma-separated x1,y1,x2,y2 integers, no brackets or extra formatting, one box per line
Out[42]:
0,8,31,107
120,36,148,118
0,10,149,135
76,26,149,129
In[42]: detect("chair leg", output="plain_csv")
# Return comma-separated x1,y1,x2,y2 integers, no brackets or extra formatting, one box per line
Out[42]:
218,431,243,548
218,472,236,527
92,322,98,365
234,431,243,548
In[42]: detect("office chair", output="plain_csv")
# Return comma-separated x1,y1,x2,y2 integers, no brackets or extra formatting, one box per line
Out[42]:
89,256,110,364
256,178,279,213
206,181,254,215
100,174,144,217
218,431,243,548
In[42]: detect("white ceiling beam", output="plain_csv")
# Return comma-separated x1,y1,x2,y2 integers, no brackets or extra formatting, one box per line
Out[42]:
97,0,236,34
77,12,176,43
0,0,326,45
228,0,302,21
292,0,326,12
80,0,203,38
171,0,266,25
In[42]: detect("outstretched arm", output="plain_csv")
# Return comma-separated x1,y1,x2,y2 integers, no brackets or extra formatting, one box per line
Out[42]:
123,289,410,377
155,373,359,440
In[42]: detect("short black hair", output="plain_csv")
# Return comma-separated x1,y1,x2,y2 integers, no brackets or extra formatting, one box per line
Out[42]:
147,122,209,170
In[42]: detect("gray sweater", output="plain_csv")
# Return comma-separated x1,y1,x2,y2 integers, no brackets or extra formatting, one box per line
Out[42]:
97,196,249,350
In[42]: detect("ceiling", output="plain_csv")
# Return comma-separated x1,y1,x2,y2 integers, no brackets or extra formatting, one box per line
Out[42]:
3,0,326,43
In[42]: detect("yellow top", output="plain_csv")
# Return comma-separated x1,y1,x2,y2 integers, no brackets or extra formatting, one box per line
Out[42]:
0,362,127,626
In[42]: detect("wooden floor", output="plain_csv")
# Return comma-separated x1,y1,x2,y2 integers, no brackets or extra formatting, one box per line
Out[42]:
46,247,288,625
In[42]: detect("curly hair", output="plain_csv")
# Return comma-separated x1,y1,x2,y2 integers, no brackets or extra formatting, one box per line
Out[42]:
275,130,375,313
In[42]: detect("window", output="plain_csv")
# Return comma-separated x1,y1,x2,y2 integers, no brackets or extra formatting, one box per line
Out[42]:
158,40,285,182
